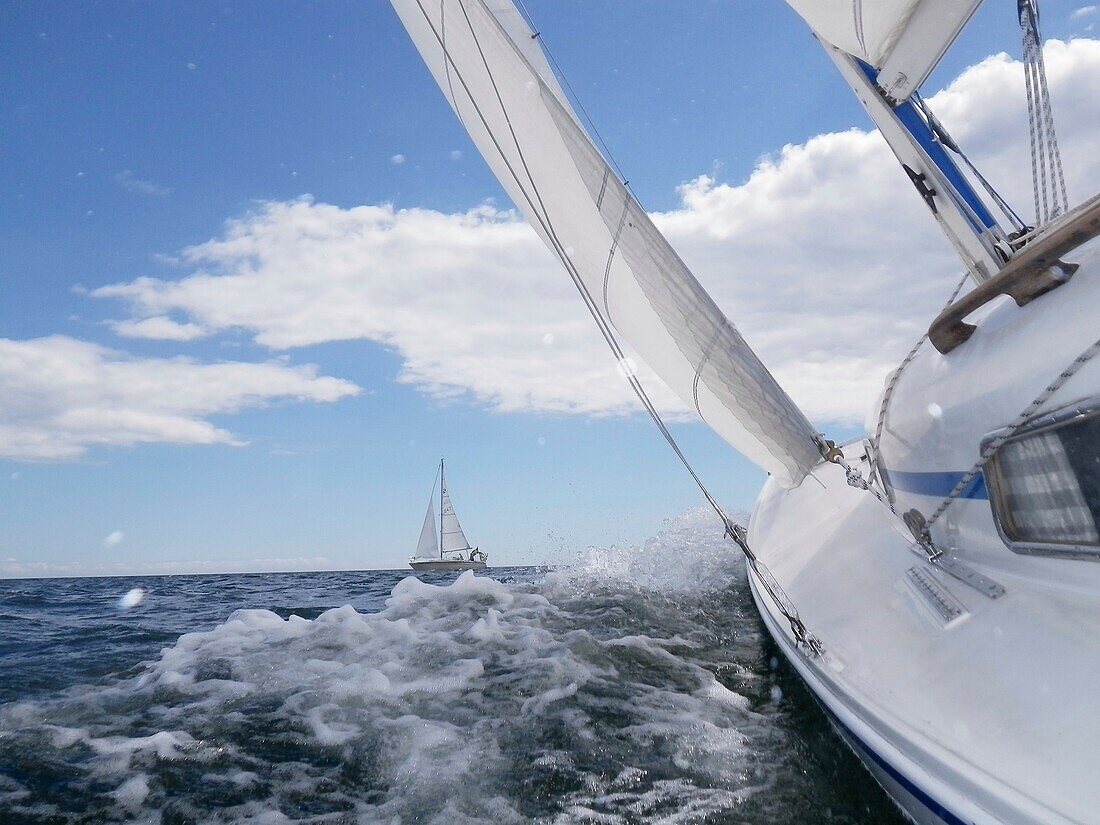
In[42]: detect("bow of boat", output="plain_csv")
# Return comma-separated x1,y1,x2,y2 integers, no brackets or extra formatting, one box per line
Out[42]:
749,446,1100,825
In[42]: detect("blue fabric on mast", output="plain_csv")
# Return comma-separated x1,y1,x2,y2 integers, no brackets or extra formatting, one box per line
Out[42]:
856,61,999,233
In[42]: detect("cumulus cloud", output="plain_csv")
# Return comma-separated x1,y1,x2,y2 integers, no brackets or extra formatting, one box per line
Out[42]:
0,336,360,461
109,316,207,341
115,170,172,197
93,202,665,416
93,41,1100,428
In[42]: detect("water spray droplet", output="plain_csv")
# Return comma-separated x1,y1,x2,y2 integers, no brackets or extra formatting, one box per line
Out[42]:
118,588,145,609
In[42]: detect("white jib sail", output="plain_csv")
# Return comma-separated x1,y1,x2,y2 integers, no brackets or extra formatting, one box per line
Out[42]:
784,0,983,100
416,497,439,558
440,487,472,552
389,0,822,486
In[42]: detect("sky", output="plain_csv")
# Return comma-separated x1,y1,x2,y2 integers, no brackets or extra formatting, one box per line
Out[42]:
2,1,1099,577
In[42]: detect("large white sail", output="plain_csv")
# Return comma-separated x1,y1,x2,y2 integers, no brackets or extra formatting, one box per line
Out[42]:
440,487,472,552
389,0,822,486
785,0,982,100
416,497,439,558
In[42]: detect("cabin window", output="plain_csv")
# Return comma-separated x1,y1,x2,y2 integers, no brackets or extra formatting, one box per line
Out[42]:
985,403,1100,555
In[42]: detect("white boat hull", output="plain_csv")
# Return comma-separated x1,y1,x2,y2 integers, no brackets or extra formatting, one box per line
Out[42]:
408,559,487,572
750,564,974,825
746,232,1100,824
749,455,1100,825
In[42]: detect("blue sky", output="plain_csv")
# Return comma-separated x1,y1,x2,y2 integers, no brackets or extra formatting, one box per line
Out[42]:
2,1,1097,576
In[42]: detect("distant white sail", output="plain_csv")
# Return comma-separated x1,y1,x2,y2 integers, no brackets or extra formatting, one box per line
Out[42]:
416,497,439,558
440,487,472,552
784,0,982,100
389,0,823,486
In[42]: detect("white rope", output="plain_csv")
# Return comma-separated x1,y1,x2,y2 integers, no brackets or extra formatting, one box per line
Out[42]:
1020,0,1068,226
870,270,972,483
926,336,1100,528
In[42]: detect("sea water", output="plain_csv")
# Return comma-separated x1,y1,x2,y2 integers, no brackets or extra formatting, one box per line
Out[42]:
0,511,903,823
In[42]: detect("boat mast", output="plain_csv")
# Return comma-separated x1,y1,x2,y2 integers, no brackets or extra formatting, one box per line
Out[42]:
439,458,445,560
824,47,1012,284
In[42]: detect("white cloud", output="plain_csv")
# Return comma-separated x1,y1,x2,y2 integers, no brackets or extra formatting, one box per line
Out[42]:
92,40,1100,430
390,153,406,165
109,316,207,341
1072,6,1098,20
93,201,664,416
0,336,360,461
103,530,125,548
115,170,172,198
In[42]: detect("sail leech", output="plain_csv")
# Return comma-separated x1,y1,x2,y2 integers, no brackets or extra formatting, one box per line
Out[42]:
390,0,824,486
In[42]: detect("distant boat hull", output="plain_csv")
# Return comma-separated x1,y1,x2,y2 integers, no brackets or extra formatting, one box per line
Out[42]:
408,559,487,572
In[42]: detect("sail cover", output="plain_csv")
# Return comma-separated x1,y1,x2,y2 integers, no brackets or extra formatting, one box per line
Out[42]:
440,487,472,552
785,0,982,100
416,497,439,558
389,0,822,486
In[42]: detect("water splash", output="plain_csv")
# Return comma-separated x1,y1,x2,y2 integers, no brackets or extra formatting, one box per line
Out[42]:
0,512,903,824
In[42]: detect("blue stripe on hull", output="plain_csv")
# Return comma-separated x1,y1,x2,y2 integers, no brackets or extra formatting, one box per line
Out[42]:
820,706,967,825
884,469,989,500
749,571,970,825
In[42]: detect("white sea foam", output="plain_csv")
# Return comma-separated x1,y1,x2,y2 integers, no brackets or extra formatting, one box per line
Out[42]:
0,510,788,823
557,507,749,594
118,587,145,609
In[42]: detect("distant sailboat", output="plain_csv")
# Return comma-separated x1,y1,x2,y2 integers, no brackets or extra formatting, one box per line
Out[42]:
409,460,488,572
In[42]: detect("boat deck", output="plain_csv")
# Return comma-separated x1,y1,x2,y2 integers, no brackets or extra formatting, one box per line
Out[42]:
749,456,1100,825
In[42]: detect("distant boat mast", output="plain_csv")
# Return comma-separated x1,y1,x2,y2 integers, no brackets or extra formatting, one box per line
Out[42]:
439,458,445,560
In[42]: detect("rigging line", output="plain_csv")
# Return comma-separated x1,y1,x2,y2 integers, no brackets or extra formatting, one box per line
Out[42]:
440,0,469,132
512,0,631,189
429,462,442,502
413,0,822,654
473,7,822,653
1031,12,1068,214
926,335,1100,529
911,95,1026,233
870,269,972,503
1019,0,1068,224
692,326,723,419
601,204,629,321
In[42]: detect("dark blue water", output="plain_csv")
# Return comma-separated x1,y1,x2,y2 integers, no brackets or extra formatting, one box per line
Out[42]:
0,512,902,823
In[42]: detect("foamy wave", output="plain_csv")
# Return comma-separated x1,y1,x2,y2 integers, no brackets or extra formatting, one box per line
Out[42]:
556,507,748,595
0,537,785,823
